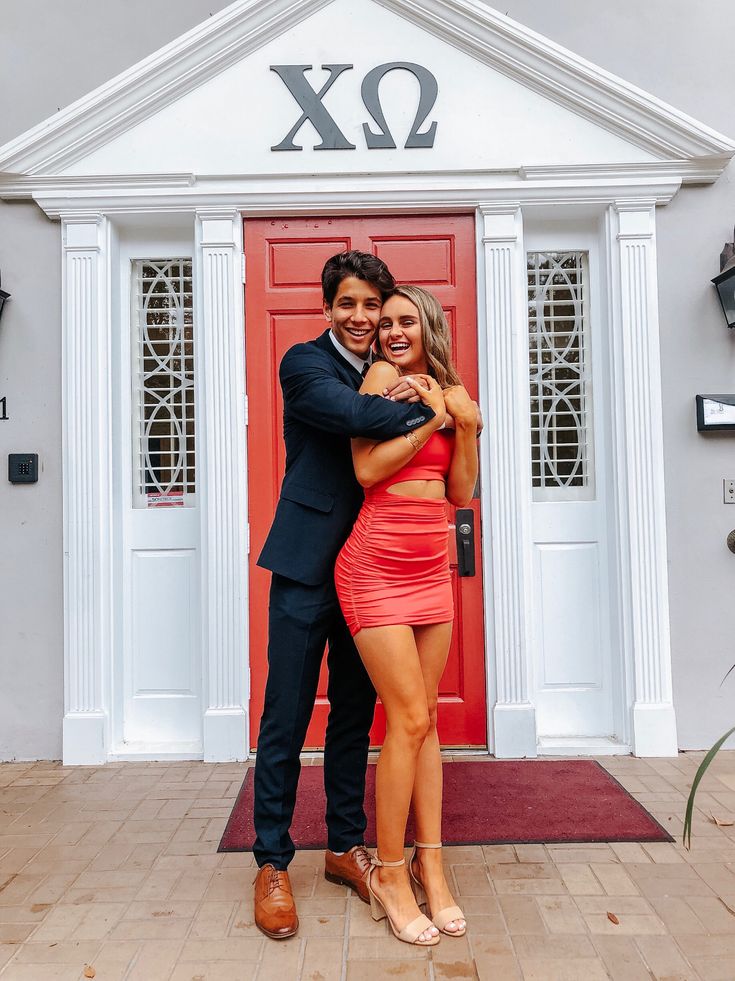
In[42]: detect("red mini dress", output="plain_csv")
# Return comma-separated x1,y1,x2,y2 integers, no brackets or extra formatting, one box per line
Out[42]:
335,430,454,637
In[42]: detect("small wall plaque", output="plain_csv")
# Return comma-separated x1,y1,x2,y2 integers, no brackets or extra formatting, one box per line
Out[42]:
696,395,735,432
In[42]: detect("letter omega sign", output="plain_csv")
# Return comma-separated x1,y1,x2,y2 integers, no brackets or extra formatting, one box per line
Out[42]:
270,62,438,151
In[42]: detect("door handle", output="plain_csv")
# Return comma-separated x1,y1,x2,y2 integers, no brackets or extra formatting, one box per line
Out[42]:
455,508,475,577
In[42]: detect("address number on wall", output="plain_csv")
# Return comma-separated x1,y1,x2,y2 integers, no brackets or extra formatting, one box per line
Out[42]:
0,397,8,420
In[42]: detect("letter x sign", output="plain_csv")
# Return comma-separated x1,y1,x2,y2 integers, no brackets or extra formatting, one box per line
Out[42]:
270,62,438,151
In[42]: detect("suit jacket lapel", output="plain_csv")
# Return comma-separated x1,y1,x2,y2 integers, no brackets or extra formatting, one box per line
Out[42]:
315,329,364,389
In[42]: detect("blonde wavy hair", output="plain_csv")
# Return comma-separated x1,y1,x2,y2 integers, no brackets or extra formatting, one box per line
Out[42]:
375,285,462,389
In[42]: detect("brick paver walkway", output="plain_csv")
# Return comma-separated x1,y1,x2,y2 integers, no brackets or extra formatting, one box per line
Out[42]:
0,752,734,979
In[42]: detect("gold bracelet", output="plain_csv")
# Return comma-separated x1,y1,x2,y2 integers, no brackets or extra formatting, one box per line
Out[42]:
404,431,423,452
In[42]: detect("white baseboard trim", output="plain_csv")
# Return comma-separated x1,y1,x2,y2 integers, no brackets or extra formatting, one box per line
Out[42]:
62,712,107,765
493,703,538,758
632,703,678,757
537,736,632,756
108,740,204,761
203,708,250,762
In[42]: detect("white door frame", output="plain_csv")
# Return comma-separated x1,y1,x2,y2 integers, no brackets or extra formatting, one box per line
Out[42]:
55,176,680,763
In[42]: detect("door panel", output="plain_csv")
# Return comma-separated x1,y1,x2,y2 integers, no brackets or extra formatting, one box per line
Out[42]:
128,547,199,741
245,215,486,749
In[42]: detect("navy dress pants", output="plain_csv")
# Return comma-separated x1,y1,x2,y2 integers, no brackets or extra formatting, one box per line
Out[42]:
253,573,377,869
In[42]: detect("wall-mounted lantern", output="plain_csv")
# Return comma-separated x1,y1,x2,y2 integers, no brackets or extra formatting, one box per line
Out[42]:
712,235,735,328
0,272,9,323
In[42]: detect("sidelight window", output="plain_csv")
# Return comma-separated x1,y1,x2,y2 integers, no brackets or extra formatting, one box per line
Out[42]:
132,259,196,508
527,251,594,501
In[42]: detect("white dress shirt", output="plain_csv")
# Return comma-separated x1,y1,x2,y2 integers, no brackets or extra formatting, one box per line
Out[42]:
329,330,371,377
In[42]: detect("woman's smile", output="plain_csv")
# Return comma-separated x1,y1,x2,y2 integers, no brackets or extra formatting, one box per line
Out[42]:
386,338,411,356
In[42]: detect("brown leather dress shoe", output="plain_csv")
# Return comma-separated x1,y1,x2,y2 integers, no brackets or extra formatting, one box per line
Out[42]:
254,864,299,939
324,845,372,903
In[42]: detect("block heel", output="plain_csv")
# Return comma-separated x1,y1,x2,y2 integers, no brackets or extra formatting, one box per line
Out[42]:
366,856,440,946
410,842,466,938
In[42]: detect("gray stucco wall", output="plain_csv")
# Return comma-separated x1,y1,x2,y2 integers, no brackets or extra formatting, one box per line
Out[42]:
0,200,62,760
0,0,733,758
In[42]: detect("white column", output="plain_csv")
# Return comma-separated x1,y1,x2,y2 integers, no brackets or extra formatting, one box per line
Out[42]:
479,205,537,758
196,210,249,762
607,202,678,756
62,214,111,765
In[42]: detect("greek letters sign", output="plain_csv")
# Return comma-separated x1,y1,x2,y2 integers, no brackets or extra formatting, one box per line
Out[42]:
270,62,438,151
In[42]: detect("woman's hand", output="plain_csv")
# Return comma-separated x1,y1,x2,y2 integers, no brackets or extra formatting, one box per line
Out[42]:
443,385,477,428
383,373,433,403
404,375,446,426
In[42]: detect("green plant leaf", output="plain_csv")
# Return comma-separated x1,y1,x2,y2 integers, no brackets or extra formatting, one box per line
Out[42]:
683,726,735,850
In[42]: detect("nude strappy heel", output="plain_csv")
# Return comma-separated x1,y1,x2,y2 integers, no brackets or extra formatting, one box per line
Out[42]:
409,842,466,937
367,855,440,946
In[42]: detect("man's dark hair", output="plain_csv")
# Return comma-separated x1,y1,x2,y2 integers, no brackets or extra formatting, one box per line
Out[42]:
321,250,395,306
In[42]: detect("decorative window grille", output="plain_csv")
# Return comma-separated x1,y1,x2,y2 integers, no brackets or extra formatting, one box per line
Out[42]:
132,259,196,508
527,251,594,501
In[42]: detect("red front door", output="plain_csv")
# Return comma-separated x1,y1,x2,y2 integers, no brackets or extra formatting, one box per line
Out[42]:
245,215,486,748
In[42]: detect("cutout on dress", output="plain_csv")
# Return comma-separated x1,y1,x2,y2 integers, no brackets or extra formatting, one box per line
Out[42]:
386,479,446,499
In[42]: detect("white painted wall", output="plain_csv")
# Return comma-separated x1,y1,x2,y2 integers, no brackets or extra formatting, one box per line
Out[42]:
0,0,734,757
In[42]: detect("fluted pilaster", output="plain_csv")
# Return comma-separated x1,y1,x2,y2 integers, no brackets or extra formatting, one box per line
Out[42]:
62,214,111,764
197,210,249,761
479,205,537,757
607,202,677,756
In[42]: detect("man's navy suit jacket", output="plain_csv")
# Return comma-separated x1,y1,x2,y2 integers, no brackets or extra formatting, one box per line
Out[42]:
257,330,434,586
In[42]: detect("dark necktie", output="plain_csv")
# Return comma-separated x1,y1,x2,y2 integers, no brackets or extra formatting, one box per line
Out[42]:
361,362,370,378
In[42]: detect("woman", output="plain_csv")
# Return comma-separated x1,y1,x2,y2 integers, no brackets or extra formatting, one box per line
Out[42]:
335,286,478,946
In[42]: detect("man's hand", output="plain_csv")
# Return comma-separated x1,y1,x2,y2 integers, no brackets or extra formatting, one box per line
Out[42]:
383,374,433,403
443,400,484,433
443,385,476,424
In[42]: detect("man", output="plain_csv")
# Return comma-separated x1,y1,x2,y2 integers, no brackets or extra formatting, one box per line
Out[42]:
252,250,435,939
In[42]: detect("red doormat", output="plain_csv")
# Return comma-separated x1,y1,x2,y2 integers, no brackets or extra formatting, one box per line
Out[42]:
218,760,672,851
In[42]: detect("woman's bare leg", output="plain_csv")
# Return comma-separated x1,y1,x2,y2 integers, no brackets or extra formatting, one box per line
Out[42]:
411,622,466,934
353,624,438,942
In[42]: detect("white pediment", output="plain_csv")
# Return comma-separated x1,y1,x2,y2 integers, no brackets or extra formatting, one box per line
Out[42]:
59,1,654,177
0,0,732,184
